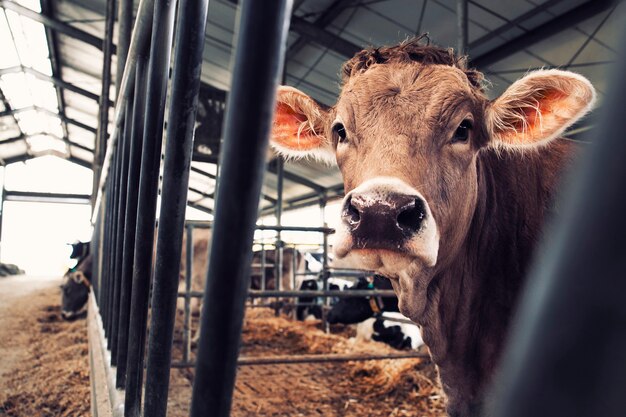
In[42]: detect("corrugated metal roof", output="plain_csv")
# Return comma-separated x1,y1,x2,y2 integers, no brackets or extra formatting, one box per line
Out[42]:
0,0,623,215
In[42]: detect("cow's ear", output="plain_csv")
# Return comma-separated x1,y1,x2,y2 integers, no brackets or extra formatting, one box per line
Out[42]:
271,86,334,163
486,70,596,148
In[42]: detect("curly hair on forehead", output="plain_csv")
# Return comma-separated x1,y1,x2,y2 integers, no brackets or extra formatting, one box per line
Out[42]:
341,35,485,91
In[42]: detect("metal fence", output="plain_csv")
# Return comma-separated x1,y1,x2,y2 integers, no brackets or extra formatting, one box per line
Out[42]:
88,1,428,417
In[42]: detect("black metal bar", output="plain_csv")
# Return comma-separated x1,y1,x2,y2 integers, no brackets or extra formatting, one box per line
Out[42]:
94,0,116,206
472,0,614,69
111,106,131,367
106,126,122,353
91,0,155,222
183,224,194,363
0,0,117,54
457,0,468,55
104,147,120,342
115,52,145,390
174,351,430,368
142,0,206,413
123,53,150,417
112,96,134,386
275,157,284,294
189,1,293,415
488,32,626,417
255,225,335,233
116,0,134,89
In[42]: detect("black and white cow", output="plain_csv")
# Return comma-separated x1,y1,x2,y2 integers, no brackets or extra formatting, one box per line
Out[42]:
355,311,423,350
326,275,398,325
61,253,93,320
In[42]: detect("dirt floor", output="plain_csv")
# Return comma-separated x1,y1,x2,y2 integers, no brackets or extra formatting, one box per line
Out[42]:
0,275,446,417
170,308,446,417
0,275,90,417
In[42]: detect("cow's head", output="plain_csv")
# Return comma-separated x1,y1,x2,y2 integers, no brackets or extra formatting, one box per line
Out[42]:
61,270,90,320
271,39,595,320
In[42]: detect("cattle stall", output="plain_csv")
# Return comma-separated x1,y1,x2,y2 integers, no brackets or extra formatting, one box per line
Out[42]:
0,0,620,416
87,1,435,416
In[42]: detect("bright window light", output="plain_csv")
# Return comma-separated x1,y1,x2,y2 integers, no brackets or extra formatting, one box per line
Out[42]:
0,11,20,69
15,0,41,13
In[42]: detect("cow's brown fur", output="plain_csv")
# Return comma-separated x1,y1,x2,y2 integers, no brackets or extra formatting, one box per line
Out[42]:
271,38,594,416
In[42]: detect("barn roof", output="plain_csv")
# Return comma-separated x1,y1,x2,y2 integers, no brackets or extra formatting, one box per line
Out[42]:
0,0,621,216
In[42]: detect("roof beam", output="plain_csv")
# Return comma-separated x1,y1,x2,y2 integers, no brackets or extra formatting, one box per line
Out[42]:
0,106,98,134
267,160,326,193
287,0,360,59
468,0,568,51
472,0,614,69
0,0,116,54
290,15,361,58
4,190,91,204
0,66,114,106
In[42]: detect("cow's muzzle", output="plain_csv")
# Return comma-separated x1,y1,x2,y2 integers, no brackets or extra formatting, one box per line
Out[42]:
344,192,426,246
336,177,439,268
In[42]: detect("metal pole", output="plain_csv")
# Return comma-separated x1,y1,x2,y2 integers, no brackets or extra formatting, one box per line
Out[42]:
457,0,468,55
114,94,135,387
105,143,121,345
142,0,206,415
116,0,133,90
189,1,293,415
122,53,150,417
0,177,5,260
111,106,132,365
489,35,626,417
275,156,284,295
93,0,116,207
183,224,194,363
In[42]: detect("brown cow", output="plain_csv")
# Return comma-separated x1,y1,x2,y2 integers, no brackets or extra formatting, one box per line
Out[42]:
269,39,595,417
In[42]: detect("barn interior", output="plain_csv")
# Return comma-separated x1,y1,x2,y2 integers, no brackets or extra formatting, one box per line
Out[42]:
0,0,624,416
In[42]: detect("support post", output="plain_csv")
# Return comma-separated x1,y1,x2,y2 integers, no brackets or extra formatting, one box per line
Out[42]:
457,0,468,55
190,1,293,415
142,0,209,414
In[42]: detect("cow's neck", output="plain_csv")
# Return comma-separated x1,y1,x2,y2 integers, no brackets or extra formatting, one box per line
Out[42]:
419,141,574,416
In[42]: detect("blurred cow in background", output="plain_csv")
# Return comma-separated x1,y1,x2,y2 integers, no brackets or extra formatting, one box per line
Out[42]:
61,251,93,320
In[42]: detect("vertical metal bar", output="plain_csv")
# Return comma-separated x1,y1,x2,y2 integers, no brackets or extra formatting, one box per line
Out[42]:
123,53,150,417
114,94,135,387
105,145,121,345
111,107,132,365
457,0,468,55
142,0,207,414
320,194,329,332
109,126,124,359
275,157,284,296
116,0,133,89
93,0,116,206
260,242,266,291
190,2,293,416
117,50,145,390
90,209,101,299
0,177,5,260
183,224,194,363
489,37,626,417
101,186,111,329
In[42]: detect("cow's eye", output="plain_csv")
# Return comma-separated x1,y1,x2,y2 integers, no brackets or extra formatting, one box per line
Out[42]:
332,123,348,143
452,120,472,143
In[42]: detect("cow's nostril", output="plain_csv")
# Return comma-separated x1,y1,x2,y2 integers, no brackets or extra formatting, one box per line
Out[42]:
397,199,426,234
344,196,361,226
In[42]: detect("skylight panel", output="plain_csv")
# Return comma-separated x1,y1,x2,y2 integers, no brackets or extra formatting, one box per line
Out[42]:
0,11,20,69
15,109,63,137
27,134,67,154
5,9,52,75
0,72,32,109
14,0,41,12
29,75,58,111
